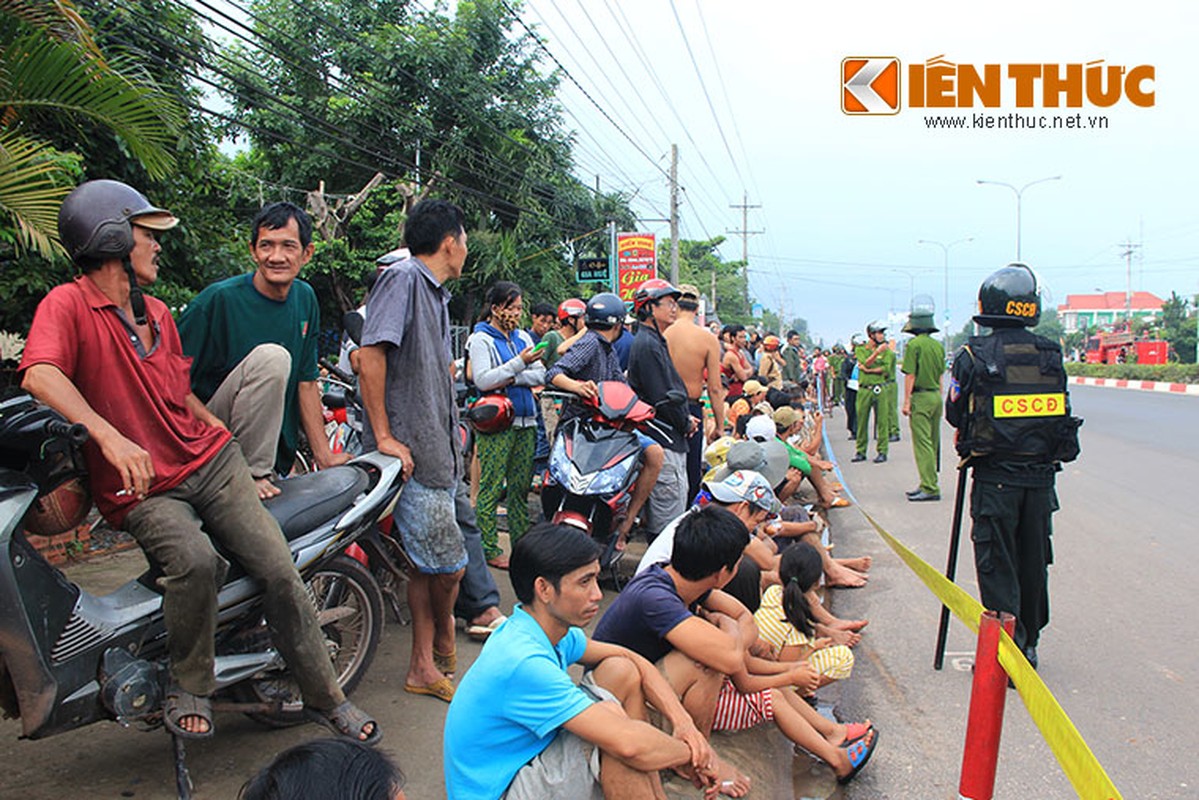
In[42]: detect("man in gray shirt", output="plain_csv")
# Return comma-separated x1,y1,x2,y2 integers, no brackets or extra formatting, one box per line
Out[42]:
359,199,468,704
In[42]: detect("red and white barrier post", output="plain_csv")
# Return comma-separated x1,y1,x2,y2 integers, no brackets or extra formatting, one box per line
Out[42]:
959,610,1016,800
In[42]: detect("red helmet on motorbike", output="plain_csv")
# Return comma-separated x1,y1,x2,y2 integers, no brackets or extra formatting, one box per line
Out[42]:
466,394,514,434
558,298,586,323
633,279,681,318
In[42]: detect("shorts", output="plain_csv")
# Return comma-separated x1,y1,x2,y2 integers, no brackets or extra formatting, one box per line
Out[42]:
502,679,614,800
711,678,774,732
393,477,468,574
645,448,688,536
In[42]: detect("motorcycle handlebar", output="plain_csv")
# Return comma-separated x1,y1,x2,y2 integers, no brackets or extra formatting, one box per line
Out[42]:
45,419,89,445
320,358,357,385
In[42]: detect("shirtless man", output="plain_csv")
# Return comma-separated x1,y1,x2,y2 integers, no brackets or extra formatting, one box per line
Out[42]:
664,284,727,503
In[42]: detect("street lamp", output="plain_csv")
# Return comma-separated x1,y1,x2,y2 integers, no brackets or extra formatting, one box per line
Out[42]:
917,237,973,346
975,175,1061,261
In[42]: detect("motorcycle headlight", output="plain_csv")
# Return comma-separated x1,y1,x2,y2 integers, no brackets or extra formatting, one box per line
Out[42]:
578,453,638,495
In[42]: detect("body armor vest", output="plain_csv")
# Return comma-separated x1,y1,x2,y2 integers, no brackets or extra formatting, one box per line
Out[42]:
958,330,1080,462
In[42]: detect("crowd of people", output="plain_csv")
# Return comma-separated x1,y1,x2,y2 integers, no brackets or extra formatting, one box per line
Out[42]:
20,181,904,797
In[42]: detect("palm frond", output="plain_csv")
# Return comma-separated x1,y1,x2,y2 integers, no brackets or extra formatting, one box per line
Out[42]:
0,131,71,257
2,31,180,177
0,0,100,57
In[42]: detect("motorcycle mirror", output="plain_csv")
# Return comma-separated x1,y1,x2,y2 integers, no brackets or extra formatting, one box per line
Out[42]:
343,310,365,345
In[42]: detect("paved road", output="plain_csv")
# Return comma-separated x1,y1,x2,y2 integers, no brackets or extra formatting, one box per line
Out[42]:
832,383,1197,799
2,382,1192,798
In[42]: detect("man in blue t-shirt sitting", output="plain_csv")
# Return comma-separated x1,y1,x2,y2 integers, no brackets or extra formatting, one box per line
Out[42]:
444,523,718,800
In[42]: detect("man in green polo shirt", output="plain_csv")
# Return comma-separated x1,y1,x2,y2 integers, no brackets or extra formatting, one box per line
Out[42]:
851,320,894,463
901,298,945,500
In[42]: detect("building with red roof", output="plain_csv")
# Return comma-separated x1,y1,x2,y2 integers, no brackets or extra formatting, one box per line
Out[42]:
1057,291,1164,333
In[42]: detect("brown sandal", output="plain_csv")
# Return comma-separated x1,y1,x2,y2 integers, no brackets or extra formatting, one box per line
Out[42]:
163,684,214,740
304,700,381,745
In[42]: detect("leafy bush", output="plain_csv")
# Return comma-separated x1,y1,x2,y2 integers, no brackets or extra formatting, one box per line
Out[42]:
1066,362,1199,384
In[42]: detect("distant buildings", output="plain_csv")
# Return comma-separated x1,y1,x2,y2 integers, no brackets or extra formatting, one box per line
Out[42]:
1056,291,1164,333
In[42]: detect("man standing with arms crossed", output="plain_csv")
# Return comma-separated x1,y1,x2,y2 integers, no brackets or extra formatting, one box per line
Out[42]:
664,284,726,503
901,298,945,501
358,199,469,703
851,321,893,463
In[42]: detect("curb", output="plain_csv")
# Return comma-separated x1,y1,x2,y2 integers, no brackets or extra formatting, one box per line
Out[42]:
1069,375,1199,396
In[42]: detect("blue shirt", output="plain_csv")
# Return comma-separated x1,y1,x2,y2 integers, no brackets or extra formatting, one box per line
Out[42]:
444,606,594,800
545,329,627,424
592,564,695,664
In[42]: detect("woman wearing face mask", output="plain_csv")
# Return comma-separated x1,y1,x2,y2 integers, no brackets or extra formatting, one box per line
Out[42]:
465,281,546,568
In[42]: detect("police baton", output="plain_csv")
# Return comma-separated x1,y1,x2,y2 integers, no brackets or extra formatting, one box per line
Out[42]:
933,462,969,670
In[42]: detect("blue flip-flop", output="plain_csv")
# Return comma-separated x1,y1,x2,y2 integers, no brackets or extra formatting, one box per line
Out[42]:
838,728,879,784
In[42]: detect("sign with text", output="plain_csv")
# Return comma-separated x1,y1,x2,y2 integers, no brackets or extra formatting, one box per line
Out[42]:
616,232,656,302
576,256,609,283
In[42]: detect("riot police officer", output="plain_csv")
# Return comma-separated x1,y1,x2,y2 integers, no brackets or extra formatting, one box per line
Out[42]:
945,264,1082,667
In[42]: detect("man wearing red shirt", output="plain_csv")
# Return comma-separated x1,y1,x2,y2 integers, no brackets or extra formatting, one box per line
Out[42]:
20,180,376,744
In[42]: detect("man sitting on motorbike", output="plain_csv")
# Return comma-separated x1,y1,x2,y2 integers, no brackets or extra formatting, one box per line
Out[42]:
544,292,664,550
19,180,378,744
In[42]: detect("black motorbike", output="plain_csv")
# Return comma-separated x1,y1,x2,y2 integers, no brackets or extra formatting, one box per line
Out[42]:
0,393,403,797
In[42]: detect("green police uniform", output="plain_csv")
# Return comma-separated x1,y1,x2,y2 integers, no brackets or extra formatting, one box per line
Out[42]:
829,352,846,404
854,342,889,457
880,346,899,439
902,332,945,494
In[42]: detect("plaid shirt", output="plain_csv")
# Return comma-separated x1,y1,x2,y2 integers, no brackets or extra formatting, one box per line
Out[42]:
545,329,625,422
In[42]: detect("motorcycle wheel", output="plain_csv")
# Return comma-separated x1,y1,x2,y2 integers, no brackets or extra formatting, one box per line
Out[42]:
237,554,383,727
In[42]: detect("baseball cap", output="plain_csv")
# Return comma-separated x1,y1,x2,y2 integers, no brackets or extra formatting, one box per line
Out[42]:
745,415,776,443
742,379,766,396
704,470,782,515
678,283,700,300
709,439,789,488
772,406,800,430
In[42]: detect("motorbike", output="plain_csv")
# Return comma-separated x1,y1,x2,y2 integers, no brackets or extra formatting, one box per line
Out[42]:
0,392,403,798
540,381,661,587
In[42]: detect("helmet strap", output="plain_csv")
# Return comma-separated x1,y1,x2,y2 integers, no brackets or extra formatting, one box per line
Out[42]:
123,256,147,325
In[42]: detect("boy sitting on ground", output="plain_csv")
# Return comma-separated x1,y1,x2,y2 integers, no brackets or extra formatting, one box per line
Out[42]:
444,522,720,800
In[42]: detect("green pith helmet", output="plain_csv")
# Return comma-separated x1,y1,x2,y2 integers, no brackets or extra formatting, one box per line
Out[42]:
904,294,938,333
974,263,1041,327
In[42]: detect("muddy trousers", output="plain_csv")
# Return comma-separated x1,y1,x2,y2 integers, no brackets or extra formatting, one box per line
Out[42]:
969,478,1056,651
123,441,342,709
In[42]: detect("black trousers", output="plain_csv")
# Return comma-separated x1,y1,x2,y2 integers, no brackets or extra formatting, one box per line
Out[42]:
844,387,858,435
969,477,1057,650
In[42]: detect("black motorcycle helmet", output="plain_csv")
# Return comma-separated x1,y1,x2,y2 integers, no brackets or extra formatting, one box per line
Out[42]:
58,179,177,266
585,293,626,329
973,263,1041,327
58,180,177,325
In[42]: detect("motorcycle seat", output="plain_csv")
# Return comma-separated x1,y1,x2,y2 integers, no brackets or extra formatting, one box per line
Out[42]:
322,386,347,410
264,465,370,540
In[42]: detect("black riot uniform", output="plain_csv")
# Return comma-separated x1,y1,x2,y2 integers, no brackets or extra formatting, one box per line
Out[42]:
944,264,1082,665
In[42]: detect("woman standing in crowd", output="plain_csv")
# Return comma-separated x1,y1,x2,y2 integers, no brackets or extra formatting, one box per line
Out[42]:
465,282,545,569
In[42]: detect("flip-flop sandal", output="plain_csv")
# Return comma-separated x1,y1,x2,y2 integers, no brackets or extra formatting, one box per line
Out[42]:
466,614,508,641
841,721,873,745
163,684,214,740
304,700,381,746
404,677,455,703
434,648,457,676
837,728,879,784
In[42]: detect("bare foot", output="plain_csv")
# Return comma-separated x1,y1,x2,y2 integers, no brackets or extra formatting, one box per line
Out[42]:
713,756,751,797
825,627,862,647
255,476,281,500
836,555,872,572
826,564,868,588
829,617,869,632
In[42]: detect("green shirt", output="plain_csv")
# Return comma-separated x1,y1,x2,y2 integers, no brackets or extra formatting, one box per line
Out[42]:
781,346,803,383
178,273,320,474
901,333,946,392
854,343,895,386
539,328,565,370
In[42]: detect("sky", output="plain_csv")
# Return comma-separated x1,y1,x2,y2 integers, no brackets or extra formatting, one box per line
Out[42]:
504,0,1198,343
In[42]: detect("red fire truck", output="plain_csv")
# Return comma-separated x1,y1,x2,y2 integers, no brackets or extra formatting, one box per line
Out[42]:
1084,329,1170,365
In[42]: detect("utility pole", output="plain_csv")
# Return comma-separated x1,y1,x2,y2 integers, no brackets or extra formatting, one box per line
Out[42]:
728,192,763,281
1119,240,1140,326
669,144,680,285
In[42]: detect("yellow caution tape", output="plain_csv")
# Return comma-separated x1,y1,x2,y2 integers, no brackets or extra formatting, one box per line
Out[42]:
856,506,1122,800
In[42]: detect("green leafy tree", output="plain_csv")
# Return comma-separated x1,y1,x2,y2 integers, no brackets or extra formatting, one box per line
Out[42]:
1160,291,1197,363
661,236,752,325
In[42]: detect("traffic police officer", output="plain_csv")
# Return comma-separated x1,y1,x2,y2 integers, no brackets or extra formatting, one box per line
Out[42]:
852,320,895,463
901,296,945,501
945,264,1082,667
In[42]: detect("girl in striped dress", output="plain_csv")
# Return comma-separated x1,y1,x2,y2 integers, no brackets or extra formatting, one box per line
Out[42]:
754,542,855,688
